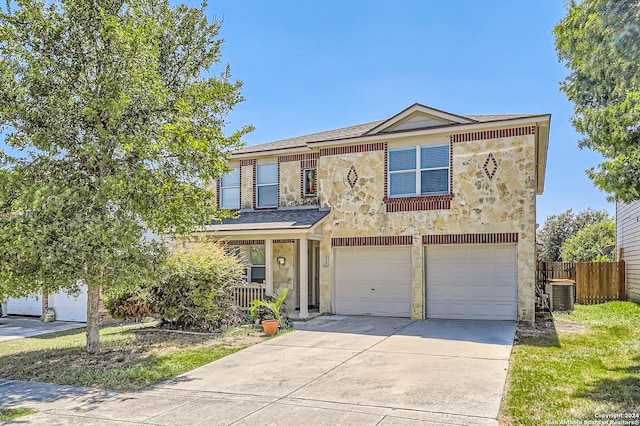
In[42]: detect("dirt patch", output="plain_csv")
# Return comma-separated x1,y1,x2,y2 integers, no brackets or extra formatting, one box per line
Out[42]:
217,330,267,348
517,314,587,339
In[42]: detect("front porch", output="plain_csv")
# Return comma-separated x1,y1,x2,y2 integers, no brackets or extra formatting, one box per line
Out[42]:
195,208,330,319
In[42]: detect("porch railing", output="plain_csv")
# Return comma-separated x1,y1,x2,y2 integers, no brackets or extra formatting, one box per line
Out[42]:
232,284,266,313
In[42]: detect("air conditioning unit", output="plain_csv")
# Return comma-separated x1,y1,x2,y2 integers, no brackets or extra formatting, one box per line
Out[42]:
545,282,574,312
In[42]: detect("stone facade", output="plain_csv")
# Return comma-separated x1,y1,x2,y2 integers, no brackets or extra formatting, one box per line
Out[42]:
210,109,547,326
239,162,253,209
316,132,537,323
273,241,296,309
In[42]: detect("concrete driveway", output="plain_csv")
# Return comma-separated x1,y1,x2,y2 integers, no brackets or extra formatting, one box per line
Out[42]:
3,316,515,425
0,316,85,343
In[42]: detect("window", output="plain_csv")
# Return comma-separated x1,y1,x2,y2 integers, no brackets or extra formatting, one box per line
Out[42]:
248,245,266,283
388,144,449,197
257,163,278,208
220,168,240,209
303,168,317,196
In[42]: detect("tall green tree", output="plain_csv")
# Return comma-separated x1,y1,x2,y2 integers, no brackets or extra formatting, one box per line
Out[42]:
555,0,640,201
537,208,610,262
560,220,616,262
0,0,251,353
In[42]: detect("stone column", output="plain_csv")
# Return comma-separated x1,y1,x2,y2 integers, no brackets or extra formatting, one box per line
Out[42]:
299,238,309,319
266,238,273,297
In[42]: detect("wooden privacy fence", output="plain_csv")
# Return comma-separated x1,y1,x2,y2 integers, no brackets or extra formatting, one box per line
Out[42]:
232,284,266,313
537,261,626,304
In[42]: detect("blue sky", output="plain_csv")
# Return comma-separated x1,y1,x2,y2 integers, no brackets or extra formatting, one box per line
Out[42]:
199,0,614,223
0,1,615,224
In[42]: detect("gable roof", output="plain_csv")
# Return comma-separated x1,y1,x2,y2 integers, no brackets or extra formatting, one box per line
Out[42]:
232,104,544,156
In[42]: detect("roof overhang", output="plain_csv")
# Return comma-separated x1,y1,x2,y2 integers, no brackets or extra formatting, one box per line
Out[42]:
535,114,551,195
193,208,330,241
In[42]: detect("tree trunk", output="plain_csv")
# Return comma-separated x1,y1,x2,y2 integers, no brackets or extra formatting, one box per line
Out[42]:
86,285,101,353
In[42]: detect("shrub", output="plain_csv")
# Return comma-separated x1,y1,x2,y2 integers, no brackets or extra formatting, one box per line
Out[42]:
102,287,153,323
149,241,245,332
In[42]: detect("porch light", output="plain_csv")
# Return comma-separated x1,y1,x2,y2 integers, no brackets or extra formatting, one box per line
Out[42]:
277,256,286,266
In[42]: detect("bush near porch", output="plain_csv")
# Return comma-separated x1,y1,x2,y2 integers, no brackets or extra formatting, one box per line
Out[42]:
104,242,247,332
501,302,640,425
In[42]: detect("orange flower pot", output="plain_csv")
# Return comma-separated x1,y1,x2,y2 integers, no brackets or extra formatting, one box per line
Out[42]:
261,319,279,336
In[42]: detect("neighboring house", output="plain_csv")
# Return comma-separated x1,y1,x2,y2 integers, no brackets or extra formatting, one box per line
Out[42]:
7,286,89,322
187,103,551,326
616,201,640,303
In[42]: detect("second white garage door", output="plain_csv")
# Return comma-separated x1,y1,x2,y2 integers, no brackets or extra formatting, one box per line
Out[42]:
426,244,517,320
334,247,412,317
51,285,88,322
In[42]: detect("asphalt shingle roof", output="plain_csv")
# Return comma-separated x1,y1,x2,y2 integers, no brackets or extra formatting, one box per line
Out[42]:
232,120,384,155
232,112,540,156
209,208,330,231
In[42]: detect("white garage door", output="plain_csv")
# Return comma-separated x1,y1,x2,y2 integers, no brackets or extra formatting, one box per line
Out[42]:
7,296,43,316
51,285,87,322
426,244,517,320
334,247,412,317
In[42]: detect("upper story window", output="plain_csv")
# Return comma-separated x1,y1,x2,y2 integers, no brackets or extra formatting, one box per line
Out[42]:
220,168,240,209
257,163,278,208
303,168,317,196
388,144,449,197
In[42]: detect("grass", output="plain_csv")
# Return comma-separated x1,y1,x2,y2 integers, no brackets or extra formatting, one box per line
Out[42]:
0,323,270,391
501,301,640,425
0,408,37,422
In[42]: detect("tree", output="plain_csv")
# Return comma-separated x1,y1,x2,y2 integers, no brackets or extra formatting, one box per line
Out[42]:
537,208,610,262
554,0,640,201
0,0,251,353
560,220,616,262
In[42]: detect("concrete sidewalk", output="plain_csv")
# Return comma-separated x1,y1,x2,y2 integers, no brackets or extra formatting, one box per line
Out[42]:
1,316,515,425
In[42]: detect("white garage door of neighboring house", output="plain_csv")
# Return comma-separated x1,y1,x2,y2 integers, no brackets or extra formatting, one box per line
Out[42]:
51,285,87,322
426,244,517,320
334,247,412,317
7,296,43,316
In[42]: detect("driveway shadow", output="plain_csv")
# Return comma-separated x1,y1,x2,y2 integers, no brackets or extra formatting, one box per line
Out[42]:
295,315,516,346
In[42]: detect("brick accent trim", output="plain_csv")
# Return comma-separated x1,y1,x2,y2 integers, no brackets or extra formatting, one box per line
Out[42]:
301,159,317,169
252,162,257,208
278,152,319,163
422,233,519,245
274,239,295,244
332,236,413,247
320,142,385,157
216,179,221,208
224,239,266,246
384,194,453,212
450,126,535,143
240,159,256,167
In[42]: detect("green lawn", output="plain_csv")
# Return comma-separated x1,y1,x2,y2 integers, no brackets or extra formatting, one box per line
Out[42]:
0,323,268,391
501,301,640,425
0,408,37,422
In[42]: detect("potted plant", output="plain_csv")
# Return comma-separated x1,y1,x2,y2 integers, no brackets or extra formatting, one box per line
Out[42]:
250,288,288,336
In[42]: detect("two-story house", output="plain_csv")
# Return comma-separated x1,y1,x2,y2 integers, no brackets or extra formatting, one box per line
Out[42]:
191,103,550,326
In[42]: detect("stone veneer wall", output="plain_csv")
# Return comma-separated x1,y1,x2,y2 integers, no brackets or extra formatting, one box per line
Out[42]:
317,133,537,324
240,163,254,209
273,242,296,309
279,161,301,207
